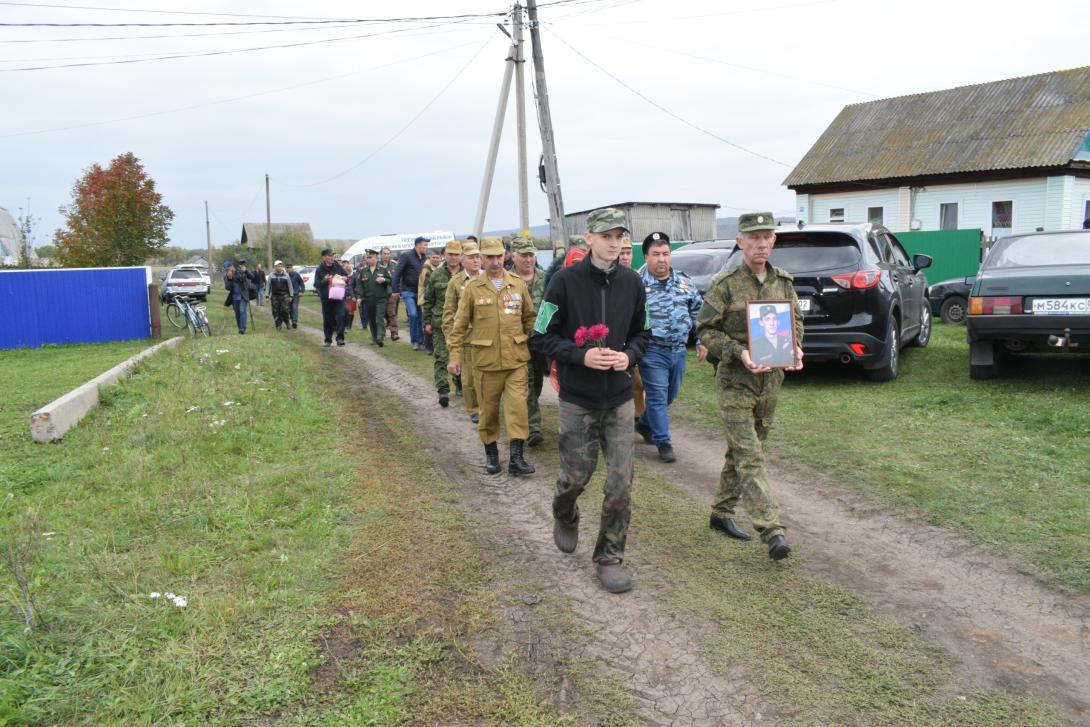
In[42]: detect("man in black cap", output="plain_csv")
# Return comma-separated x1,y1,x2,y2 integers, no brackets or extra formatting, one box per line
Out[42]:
223,259,256,334
314,248,350,346
393,236,429,350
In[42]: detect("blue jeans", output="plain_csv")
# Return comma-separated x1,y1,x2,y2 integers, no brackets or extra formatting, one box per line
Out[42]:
290,295,300,323
232,298,248,333
256,285,266,306
637,345,687,445
402,291,423,345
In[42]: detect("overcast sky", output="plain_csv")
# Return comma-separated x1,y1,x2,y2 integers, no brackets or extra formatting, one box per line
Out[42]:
2,0,1087,251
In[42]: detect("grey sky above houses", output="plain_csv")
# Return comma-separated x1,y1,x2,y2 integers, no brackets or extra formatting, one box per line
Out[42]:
2,0,1087,251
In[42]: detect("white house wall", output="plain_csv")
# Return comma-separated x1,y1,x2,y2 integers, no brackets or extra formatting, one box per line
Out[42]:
802,176,1088,234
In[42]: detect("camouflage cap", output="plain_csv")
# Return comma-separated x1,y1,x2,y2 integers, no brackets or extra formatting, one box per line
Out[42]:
567,234,585,247
759,304,777,318
461,241,480,256
511,236,536,254
444,240,463,254
738,212,776,233
479,237,505,256
586,207,628,233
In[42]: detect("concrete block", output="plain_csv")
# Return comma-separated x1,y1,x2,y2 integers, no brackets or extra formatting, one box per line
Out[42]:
30,337,183,443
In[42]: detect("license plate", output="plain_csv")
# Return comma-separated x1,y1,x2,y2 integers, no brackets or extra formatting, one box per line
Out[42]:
798,298,812,313
1030,298,1090,315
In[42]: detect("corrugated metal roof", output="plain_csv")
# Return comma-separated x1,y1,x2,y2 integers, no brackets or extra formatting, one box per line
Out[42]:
784,66,1090,188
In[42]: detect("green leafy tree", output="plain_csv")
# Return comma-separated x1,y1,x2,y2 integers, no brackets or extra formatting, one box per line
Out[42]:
54,152,174,267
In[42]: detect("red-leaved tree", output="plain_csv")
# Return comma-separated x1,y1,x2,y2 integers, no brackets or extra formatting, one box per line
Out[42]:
54,152,174,267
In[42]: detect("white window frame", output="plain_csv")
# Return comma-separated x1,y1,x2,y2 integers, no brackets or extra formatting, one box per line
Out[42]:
939,201,960,231
829,207,845,223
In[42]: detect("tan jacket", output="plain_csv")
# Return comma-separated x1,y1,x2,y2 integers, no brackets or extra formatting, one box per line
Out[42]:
442,269,478,339
449,271,536,370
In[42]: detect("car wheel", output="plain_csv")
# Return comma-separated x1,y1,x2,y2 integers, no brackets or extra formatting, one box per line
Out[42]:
866,318,899,382
940,295,968,325
910,301,932,347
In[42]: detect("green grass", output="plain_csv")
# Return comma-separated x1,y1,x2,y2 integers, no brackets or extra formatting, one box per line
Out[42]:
675,324,1090,594
0,302,577,724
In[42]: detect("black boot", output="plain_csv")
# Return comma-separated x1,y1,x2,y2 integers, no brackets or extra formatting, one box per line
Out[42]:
484,442,501,475
508,439,535,476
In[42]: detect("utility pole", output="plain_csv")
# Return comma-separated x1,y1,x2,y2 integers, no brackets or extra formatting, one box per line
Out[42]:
265,173,273,270
472,17,518,239
204,201,213,273
513,3,530,237
526,0,566,250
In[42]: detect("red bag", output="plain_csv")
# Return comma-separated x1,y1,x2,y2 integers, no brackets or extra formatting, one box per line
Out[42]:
346,296,357,313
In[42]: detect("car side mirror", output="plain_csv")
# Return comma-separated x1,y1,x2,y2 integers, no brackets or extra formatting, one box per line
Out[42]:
912,254,932,271
963,275,977,286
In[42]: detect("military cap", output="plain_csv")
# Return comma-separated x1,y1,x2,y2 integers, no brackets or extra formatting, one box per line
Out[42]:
620,236,632,249
641,231,670,255
586,207,628,233
444,240,463,254
759,304,777,318
365,248,378,255
479,237,505,256
738,212,776,233
461,241,480,256
511,236,536,254
413,235,430,244
567,234,584,247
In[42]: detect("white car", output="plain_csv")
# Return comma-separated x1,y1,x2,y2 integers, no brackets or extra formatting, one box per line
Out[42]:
161,267,210,301
174,264,211,287
297,265,318,293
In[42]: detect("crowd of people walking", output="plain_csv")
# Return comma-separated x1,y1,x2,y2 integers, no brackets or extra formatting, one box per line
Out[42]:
226,207,805,593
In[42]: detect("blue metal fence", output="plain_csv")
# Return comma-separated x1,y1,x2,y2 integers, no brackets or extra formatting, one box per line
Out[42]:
0,267,151,349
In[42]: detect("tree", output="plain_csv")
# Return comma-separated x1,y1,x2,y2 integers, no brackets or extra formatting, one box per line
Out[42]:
54,152,174,267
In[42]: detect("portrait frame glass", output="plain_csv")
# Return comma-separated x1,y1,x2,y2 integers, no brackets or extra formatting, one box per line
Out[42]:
746,299,796,368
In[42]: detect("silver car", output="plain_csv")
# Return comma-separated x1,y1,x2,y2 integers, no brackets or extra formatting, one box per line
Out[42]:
161,267,210,301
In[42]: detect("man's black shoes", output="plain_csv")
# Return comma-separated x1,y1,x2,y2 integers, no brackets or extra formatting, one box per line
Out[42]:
709,515,752,541
767,535,791,561
508,440,535,476
470,413,479,424
526,431,544,448
484,442,501,475
553,512,579,553
634,420,653,444
657,443,676,463
438,393,449,408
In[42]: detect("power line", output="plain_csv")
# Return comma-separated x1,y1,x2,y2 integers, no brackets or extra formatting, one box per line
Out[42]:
0,2,356,20
544,27,794,168
577,0,843,26
0,38,486,138
278,35,496,189
0,20,370,44
0,20,478,71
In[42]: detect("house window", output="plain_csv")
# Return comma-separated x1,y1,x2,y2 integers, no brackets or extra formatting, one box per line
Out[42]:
940,203,959,230
1084,200,1090,228
829,208,845,223
867,207,883,225
992,201,1013,235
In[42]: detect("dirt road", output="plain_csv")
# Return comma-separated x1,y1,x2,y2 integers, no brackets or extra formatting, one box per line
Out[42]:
312,328,1089,724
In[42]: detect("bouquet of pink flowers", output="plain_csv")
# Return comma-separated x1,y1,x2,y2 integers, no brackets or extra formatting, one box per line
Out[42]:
574,323,610,348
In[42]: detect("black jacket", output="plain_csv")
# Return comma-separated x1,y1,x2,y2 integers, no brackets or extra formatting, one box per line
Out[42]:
531,255,650,410
392,250,426,295
288,271,305,296
313,260,349,300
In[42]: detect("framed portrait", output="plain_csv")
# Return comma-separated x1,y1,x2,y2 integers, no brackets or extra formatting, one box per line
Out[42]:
747,300,796,368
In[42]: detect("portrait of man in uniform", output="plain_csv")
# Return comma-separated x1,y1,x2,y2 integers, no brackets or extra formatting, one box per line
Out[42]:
747,301,795,368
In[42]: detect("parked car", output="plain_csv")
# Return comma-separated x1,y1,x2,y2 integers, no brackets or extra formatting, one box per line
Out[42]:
160,267,209,301
928,277,972,324
297,265,318,293
725,222,932,381
966,229,1090,379
174,264,211,287
654,240,736,296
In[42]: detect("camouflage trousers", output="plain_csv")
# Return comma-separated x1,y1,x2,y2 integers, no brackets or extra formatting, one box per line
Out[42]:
713,365,785,543
385,296,400,339
433,330,450,394
525,351,547,436
553,398,634,563
271,294,292,328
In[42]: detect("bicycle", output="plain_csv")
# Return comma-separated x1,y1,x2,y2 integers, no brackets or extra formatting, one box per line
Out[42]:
168,295,211,337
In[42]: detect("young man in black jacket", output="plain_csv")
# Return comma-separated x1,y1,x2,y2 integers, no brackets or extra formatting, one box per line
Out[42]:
313,248,350,346
392,236,429,350
531,208,650,593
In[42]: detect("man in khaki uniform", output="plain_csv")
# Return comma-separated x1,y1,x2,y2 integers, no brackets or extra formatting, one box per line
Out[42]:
443,241,482,422
512,236,548,447
448,237,537,476
422,240,462,406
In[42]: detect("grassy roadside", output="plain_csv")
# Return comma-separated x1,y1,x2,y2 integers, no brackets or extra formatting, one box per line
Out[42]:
674,324,1090,594
0,304,571,724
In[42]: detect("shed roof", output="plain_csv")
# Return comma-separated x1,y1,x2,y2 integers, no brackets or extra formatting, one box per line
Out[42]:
564,201,720,216
783,66,1090,189
240,222,314,245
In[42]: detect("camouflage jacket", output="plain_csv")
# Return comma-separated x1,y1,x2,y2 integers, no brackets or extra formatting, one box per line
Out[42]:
696,263,803,365
519,266,547,309
640,267,703,350
422,263,460,328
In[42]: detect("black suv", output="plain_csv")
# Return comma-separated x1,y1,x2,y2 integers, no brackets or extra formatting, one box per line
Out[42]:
727,222,932,381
